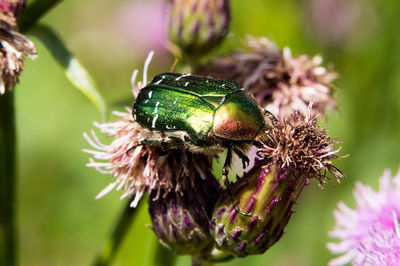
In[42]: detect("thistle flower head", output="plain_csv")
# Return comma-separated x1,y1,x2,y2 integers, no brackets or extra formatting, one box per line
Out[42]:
198,36,338,120
328,169,400,265
83,53,213,207
168,0,230,57
211,109,344,257
0,3,36,95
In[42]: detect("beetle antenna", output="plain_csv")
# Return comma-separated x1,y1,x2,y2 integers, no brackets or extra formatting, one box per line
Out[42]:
223,148,253,217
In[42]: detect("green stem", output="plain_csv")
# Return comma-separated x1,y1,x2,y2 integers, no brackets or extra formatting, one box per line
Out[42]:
153,241,176,266
19,0,64,32
92,201,140,266
191,256,213,266
0,92,17,265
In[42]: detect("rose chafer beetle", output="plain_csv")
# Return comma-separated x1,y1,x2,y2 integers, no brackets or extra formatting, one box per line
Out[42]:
132,72,275,215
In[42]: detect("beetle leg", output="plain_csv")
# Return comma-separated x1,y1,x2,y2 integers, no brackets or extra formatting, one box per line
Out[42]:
126,146,136,156
263,109,278,125
126,139,166,156
223,148,252,217
232,147,250,169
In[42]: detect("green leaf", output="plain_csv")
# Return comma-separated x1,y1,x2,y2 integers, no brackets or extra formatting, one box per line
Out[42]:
30,24,107,121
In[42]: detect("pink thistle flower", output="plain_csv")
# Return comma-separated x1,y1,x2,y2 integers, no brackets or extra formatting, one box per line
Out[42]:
83,52,212,207
197,36,338,120
115,0,168,57
305,0,359,45
328,169,400,265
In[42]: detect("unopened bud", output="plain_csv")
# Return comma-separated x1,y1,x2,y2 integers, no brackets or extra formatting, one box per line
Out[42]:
149,174,221,255
168,0,230,57
212,166,307,256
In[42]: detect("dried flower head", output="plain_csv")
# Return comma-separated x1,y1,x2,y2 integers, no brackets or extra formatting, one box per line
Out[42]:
0,3,36,95
328,169,400,265
83,53,213,207
258,107,344,185
197,36,338,120
211,108,345,257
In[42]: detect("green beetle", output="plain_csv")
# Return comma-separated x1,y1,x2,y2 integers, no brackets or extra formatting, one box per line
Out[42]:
132,73,275,215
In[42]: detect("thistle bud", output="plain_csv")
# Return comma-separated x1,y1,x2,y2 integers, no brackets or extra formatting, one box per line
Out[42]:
212,166,307,257
168,0,230,57
149,174,221,255
211,109,345,257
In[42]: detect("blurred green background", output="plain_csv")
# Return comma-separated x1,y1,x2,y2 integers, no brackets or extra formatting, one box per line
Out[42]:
15,0,400,265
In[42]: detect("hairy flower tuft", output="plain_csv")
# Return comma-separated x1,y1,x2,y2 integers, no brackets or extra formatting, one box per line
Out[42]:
328,169,400,265
0,8,36,94
198,36,337,120
83,108,212,207
258,107,344,185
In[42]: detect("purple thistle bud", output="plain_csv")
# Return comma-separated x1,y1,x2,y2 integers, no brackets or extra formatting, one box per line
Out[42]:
149,173,221,255
197,36,338,120
211,109,345,257
211,166,307,257
168,0,230,57
0,1,36,95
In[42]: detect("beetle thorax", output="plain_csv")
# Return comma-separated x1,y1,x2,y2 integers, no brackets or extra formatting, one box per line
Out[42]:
213,103,260,141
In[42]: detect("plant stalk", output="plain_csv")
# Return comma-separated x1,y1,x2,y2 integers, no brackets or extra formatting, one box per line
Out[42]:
19,0,64,32
153,241,176,266
191,256,213,266
0,92,17,266
92,200,140,266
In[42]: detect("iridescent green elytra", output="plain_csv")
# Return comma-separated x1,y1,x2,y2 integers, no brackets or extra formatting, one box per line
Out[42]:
133,73,266,147
132,73,272,216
